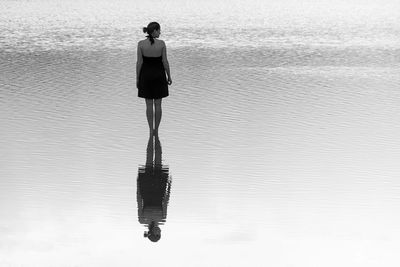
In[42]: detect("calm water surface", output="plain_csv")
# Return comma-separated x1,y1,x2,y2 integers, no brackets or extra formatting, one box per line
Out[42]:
1,0,400,266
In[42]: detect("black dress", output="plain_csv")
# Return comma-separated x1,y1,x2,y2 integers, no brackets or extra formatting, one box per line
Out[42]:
137,165,171,225
138,56,169,99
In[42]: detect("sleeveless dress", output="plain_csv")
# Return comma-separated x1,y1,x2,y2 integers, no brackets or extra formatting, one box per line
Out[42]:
138,55,169,99
137,164,171,225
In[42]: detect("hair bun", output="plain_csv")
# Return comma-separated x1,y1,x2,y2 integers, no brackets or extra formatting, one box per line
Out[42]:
142,27,148,33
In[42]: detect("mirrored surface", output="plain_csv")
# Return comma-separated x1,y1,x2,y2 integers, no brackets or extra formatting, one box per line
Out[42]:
1,0,400,266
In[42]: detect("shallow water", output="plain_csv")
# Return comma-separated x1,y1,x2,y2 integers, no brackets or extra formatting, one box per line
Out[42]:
1,0,400,266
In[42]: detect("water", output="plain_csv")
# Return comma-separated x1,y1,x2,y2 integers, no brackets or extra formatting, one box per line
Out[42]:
1,0,400,266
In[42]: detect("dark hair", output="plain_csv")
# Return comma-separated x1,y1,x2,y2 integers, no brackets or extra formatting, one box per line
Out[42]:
144,222,161,242
142,22,160,45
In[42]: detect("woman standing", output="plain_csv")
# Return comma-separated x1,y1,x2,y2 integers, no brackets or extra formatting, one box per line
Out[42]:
136,22,172,135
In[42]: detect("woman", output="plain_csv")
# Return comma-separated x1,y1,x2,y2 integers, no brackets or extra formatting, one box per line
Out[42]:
136,22,172,135
137,133,172,242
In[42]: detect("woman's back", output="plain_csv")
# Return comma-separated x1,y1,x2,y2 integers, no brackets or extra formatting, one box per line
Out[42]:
139,38,165,57
136,21,171,101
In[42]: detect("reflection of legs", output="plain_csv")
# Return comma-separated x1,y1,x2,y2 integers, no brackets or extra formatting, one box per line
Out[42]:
154,99,162,133
146,133,154,166
154,134,162,165
145,99,154,132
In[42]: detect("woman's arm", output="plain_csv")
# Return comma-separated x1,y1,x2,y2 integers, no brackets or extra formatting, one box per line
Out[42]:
137,178,144,223
161,41,172,84
162,177,172,219
136,42,143,88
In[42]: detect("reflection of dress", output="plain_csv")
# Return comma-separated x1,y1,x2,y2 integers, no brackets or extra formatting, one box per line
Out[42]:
137,165,171,225
138,56,169,99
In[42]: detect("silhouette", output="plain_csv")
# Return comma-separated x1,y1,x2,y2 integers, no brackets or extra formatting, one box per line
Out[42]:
136,133,171,242
136,22,172,135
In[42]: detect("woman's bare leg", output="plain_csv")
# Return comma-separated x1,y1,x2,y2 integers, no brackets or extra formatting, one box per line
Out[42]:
145,99,154,133
154,98,162,133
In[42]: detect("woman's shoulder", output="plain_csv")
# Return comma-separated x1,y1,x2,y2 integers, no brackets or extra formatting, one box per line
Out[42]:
155,39,166,46
138,39,147,45
138,38,164,44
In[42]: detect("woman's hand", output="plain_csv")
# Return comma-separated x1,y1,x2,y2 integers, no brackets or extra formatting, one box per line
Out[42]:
136,80,139,89
167,77,172,85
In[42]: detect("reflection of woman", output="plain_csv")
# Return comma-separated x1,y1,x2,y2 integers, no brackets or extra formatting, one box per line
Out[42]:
137,133,171,242
136,21,172,135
